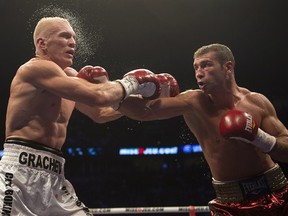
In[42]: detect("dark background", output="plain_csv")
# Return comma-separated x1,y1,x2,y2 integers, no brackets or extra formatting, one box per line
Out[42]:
1,0,288,213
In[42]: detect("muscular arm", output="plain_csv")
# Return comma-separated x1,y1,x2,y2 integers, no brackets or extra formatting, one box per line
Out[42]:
258,94,288,162
22,59,124,107
65,67,123,123
269,131,288,162
75,102,123,123
119,91,192,121
64,66,121,122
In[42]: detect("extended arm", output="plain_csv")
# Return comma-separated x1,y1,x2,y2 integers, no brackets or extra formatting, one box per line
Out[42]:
23,60,160,108
119,91,190,121
73,65,123,123
75,102,123,123
23,60,124,107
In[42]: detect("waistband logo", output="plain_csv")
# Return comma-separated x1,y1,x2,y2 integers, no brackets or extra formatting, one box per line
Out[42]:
240,176,269,196
19,151,62,174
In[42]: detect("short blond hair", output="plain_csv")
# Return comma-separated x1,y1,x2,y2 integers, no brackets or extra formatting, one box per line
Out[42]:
33,17,70,47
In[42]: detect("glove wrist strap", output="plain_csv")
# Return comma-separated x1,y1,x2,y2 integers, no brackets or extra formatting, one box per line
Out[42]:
252,128,276,152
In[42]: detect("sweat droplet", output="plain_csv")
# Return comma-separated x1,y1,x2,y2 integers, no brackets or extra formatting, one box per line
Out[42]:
27,4,103,68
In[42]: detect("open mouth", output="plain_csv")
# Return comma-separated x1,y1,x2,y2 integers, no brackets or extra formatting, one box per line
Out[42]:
66,50,75,57
198,81,205,88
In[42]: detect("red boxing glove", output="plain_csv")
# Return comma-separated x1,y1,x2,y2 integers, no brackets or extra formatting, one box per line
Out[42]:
77,65,109,83
156,73,180,97
117,69,161,99
219,109,276,152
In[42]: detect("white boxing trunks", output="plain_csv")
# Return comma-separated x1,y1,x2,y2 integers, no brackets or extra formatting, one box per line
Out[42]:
0,139,93,216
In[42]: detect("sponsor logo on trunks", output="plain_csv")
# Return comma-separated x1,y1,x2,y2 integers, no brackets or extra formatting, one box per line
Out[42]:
239,175,270,198
1,172,14,215
18,151,62,174
60,186,92,215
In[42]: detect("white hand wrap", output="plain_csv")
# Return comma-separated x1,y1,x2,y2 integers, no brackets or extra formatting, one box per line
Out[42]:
252,128,276,153
116,76,140,99
116,76,157,99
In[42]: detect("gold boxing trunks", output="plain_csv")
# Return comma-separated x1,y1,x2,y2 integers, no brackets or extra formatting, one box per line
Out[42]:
212,164,288,203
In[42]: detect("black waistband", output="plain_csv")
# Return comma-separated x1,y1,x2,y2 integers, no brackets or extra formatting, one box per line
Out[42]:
5,138,63,157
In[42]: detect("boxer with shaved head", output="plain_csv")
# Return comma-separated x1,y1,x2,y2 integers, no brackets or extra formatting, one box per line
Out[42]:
0,16,160,215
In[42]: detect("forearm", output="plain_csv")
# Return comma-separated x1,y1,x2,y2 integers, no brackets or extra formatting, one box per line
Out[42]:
119,96,155,121
96,107,123,123
76,67,161,107
67,78,124,107
91,81,125,106
268,137,288,163
76,103,123,123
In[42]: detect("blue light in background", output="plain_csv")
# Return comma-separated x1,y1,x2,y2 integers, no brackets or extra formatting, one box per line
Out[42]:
119,144,202,156
87,147,97,156
0,144,202,158
180,144,202,153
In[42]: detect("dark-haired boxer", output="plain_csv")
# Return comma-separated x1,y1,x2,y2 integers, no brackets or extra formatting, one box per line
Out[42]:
0,16,161,215
118,43,288,215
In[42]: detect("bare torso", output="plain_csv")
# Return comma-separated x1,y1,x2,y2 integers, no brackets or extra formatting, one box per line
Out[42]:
181,89,275,181
5,59,75,150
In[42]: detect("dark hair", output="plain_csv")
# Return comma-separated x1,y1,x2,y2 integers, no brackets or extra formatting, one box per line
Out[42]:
194,43,235,65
